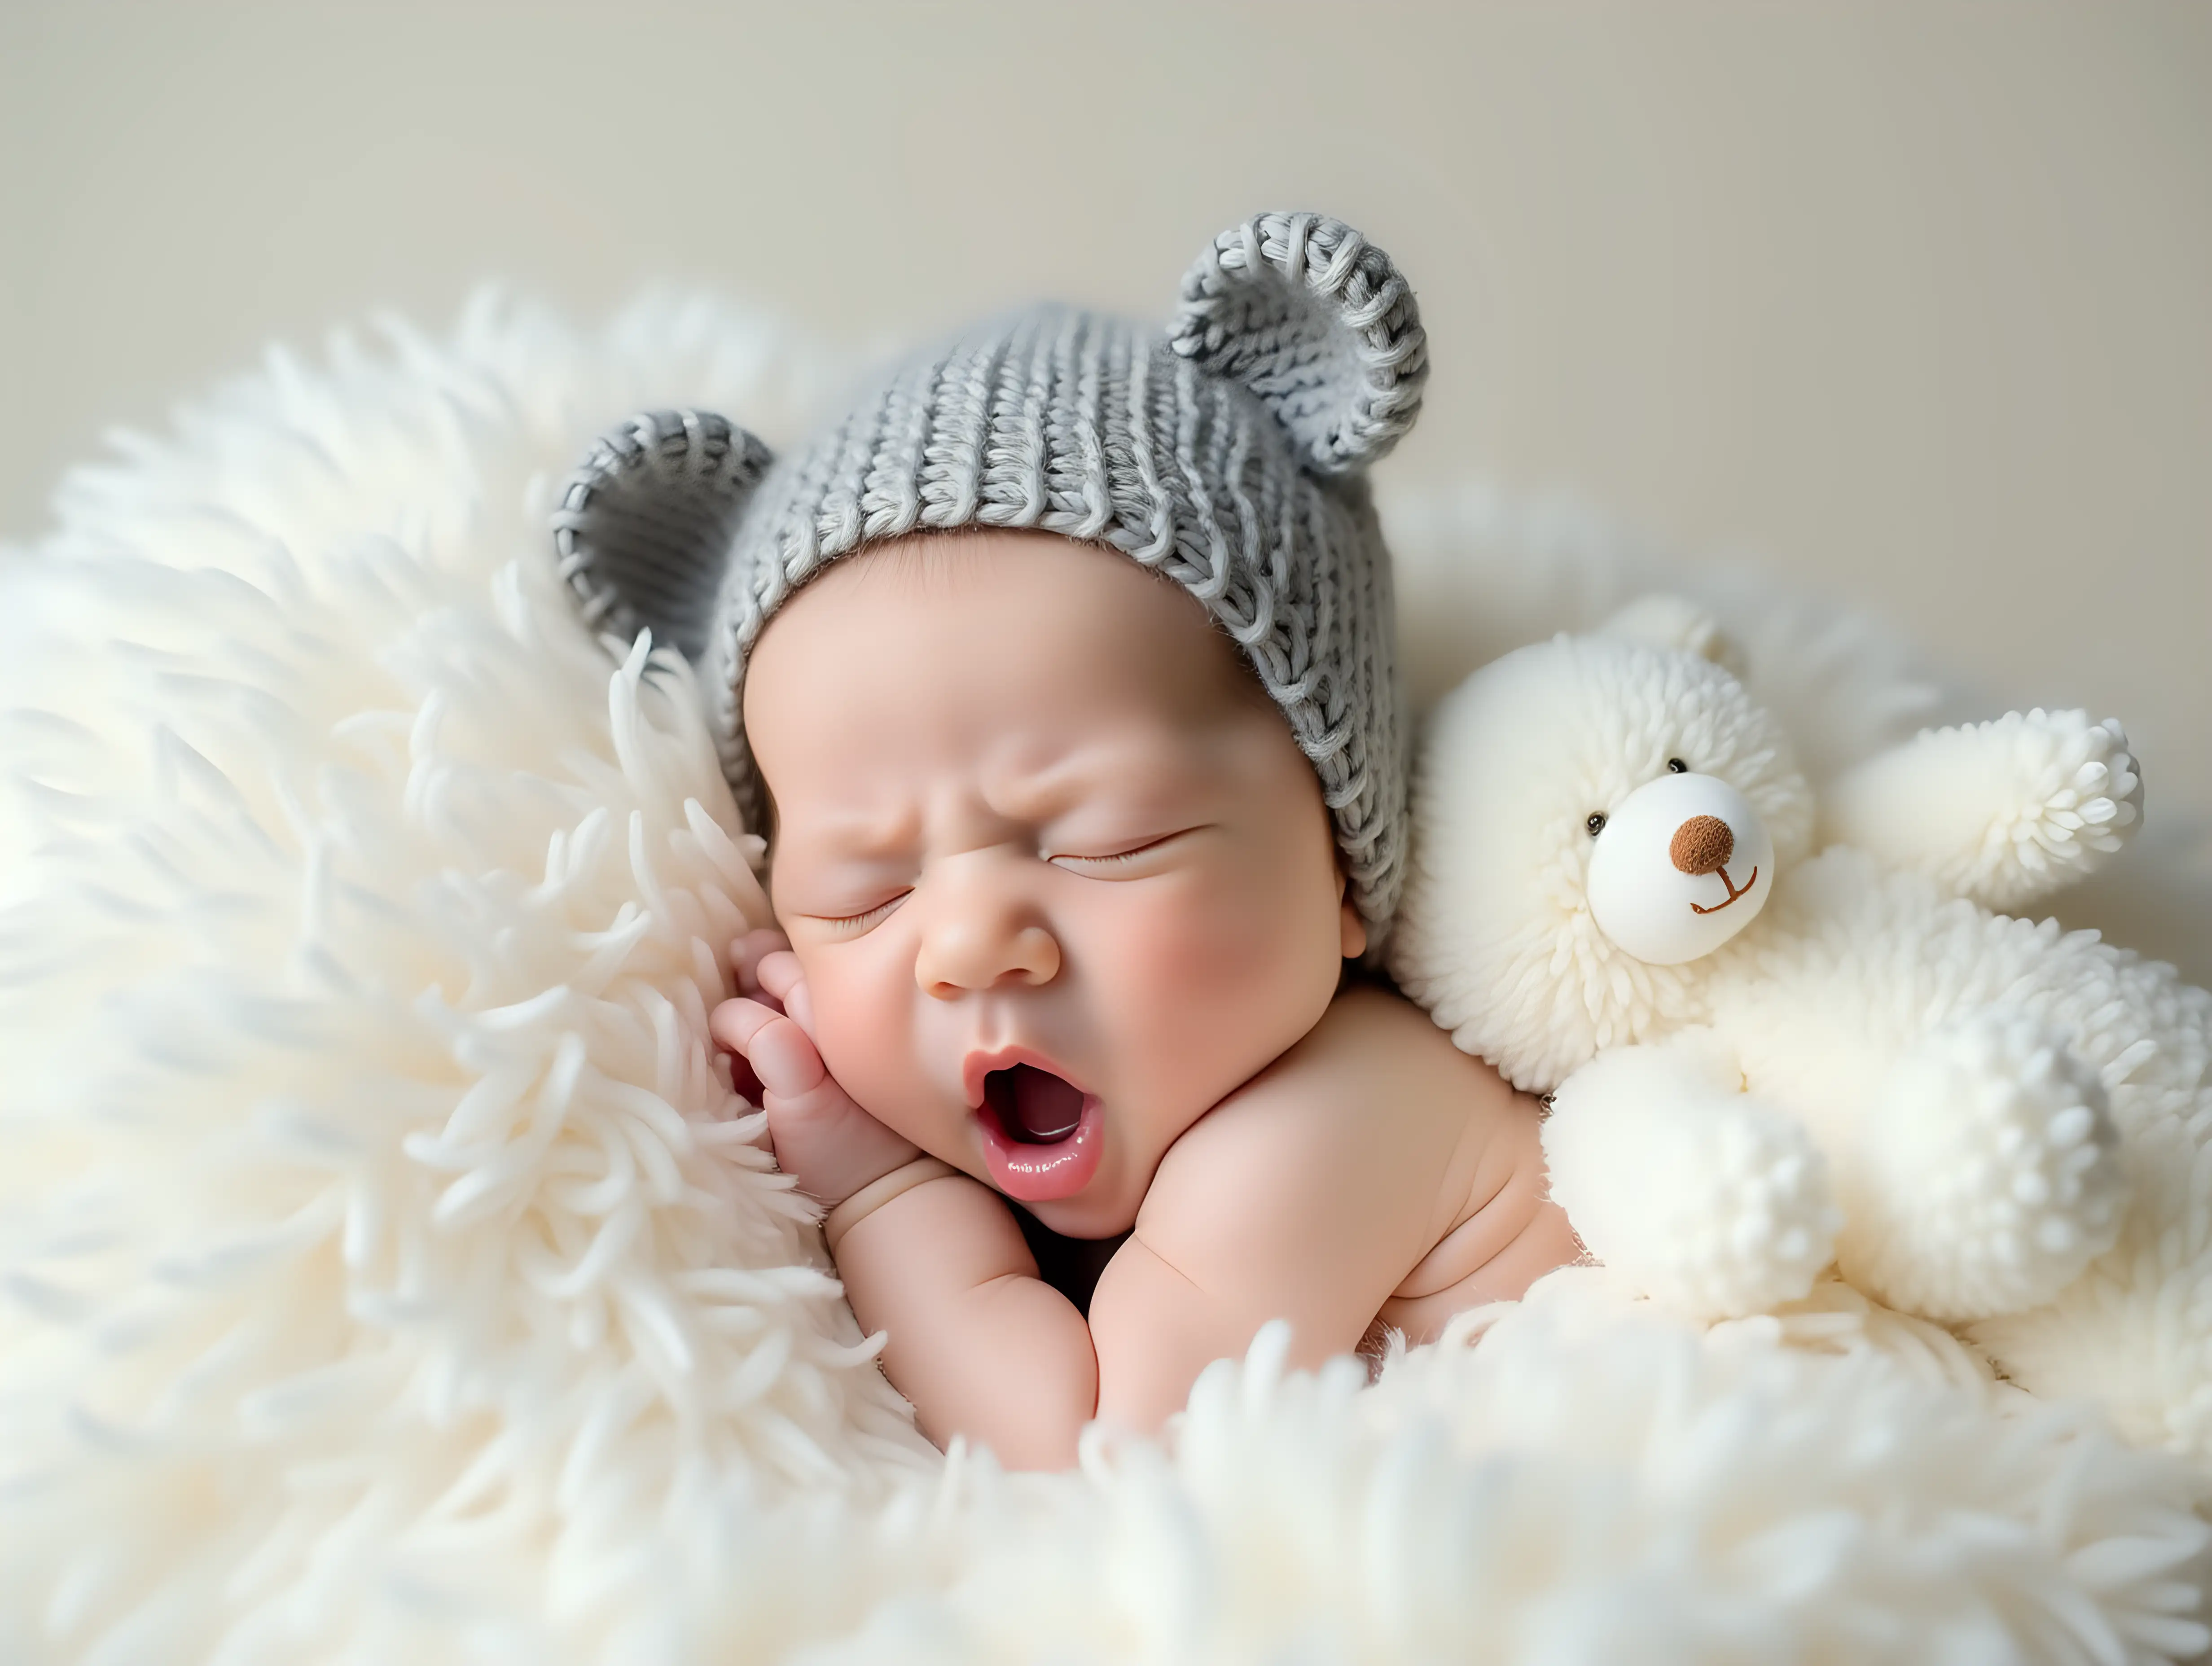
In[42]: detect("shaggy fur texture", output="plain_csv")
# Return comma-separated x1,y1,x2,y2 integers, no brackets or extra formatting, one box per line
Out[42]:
1,294,2207,1663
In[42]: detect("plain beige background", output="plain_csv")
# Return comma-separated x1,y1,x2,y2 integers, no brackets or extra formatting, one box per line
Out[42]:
3,0,2206,966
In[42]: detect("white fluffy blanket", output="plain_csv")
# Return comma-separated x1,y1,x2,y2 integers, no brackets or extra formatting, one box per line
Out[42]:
2,295,2206,1664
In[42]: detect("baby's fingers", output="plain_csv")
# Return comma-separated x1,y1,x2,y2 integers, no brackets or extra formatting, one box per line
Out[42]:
755,950,816,1036
729,928,791,996
709,997,827,1100
711,994,918,1205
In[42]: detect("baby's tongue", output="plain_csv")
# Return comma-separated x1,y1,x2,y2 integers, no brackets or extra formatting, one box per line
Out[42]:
990,1064,1084,1144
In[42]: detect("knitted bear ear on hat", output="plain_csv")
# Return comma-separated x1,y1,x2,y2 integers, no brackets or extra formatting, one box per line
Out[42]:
552,409,775,661
1169,212,1429,478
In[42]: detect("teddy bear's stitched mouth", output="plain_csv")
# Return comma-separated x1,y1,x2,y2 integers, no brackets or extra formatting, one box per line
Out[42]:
1690,864,1760,916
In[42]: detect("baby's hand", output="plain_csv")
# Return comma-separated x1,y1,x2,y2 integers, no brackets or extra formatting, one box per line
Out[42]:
711,929,921,1207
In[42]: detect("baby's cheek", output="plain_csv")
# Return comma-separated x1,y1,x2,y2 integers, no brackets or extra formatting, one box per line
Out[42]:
1099,877,1335,1072
797,951,930,1132
1112,884,1263,993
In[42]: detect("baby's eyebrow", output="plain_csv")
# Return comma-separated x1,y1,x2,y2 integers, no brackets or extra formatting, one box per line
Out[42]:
987,745,1215,824
783,802,922,858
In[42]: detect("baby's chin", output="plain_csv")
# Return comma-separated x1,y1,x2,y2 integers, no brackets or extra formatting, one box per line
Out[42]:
1015,1182,1146,1242
1028,1087,1217,1239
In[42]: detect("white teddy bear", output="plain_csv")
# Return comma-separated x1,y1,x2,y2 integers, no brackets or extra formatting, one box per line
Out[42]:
1390,599,2212,1457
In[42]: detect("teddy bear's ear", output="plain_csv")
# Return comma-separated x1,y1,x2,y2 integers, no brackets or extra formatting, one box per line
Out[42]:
1598,596,1747,678
1168,212,1428,478
552,409,775,661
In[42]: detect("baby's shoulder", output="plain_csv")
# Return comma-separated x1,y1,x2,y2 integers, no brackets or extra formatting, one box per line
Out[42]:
1306,978,1488,1065
1138,982,1525,1258
1252,980,1521,1126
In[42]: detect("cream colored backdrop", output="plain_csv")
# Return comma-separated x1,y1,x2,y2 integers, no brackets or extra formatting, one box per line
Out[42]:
3,0,2206,957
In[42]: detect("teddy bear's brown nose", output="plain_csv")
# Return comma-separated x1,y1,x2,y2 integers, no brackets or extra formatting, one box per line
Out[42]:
1670,815,1735,875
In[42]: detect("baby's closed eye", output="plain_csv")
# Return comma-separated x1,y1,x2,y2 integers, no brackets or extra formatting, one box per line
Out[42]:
811,892,913,931
1045,827,1207,875
774,847,919,934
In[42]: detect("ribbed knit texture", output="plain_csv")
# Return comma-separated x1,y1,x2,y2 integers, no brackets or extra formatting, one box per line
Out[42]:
556,212,1427,940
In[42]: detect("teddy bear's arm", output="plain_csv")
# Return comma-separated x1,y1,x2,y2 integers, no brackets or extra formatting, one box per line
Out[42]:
1821,710,2140,914
1542,1033,1839,1320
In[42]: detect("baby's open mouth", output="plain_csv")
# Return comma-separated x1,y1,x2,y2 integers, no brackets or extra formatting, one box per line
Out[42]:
967,1056,1105,1203
984,1063,1085,1144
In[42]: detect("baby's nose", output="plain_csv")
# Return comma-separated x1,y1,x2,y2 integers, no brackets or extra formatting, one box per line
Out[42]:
1669,814,1735,875
914,912,1062,999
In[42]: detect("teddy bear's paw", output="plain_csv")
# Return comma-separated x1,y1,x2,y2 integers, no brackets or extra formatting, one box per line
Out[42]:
1839,1014,2128,1322
1944,710,2142,912
1826,708,2142,913
1550,1090,1839,1321
1668,1106,1843,1318
1985,711,2142,894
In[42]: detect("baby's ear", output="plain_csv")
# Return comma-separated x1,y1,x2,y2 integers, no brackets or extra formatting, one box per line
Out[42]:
1169,212,1429,477
553,409,775,660
1597,595,1747,679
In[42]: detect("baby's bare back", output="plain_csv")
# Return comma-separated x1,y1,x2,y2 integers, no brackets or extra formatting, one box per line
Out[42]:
1086,983,1583,1430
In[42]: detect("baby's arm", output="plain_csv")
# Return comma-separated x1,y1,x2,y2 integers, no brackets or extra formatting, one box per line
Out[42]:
710,939,1095,1469
827,1172,1096,1470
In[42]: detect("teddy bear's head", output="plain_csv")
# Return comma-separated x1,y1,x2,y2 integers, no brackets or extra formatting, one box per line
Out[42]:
1389,599,1817,1091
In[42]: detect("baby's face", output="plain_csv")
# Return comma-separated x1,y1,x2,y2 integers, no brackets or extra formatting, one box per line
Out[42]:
745,530,1361,1238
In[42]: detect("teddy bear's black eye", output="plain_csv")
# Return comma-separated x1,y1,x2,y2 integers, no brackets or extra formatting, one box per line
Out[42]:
1667,758,1689,774
1586,812,1607,836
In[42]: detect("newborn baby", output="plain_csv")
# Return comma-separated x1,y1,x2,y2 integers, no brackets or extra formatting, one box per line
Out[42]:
709,530,1578,1467
554,212,1581,1470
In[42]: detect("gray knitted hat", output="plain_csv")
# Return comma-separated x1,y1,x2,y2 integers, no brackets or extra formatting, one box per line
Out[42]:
553,211,1428,940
